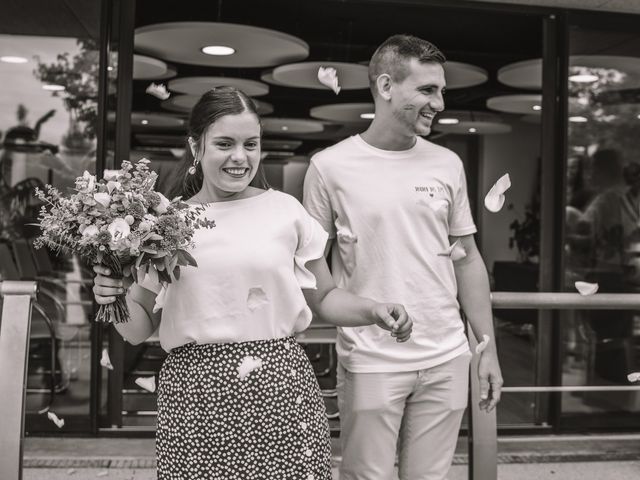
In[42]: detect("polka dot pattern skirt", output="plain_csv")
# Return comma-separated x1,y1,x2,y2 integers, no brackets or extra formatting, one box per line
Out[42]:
156,336,331,479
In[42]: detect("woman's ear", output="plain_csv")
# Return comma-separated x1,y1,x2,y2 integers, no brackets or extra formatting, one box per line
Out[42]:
187,137,197,158
376,74,393,101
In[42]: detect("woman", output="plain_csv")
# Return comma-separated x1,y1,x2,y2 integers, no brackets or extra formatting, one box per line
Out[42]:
92,86,412,479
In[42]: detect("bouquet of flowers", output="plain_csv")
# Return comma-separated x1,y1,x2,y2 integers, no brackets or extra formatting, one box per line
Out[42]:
34,158,215,323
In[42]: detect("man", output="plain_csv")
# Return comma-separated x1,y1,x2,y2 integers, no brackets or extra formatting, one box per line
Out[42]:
303,34,502,480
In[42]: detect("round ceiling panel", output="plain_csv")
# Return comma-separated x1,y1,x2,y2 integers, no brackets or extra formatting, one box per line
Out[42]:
168,77,269,97
262,118,324,135
162,94,273,115
270,61,369,90
443,61,488,89
309,103,375,123
134,22,309,68
133,54,173,80
486,94,543,114
433,110,511,135
108,112,186,128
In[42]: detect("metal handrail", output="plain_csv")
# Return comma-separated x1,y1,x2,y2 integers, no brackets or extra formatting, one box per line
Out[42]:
0,281,38,480
469,291,640,480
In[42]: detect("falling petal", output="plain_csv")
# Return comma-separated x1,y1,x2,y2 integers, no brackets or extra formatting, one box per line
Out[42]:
336,229,358,244
484,173,511,213
47,411,65,428
238,356,263,380
153,286,167,313
437,239,467,261
575,281,599,296
247,287,269,312
145,82,170,100
100,348,114,370
627,372,640,382
135,376,156,392
475,334,491,354
317,66,341,94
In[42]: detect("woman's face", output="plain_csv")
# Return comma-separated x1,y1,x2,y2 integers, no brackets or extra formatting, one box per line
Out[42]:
195,112,261,199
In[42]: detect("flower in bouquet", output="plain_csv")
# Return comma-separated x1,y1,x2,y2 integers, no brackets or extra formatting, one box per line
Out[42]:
34,158,215,323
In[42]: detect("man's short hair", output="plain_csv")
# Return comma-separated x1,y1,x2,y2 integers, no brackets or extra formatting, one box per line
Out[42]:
368,34,446,95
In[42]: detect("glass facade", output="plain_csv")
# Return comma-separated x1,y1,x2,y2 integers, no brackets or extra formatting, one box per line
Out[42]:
0,0,639,436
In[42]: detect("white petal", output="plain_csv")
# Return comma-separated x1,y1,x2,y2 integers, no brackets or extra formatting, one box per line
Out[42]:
247,287,269,312
317,66,341,94
484,173,511,213
437,239,467,261
145,82,170,100
627,372,640,382
134,376,156,392
475,334,491,354
47,411,65,428
100,348,114,370
238,356,263,380
153,286,167,313
575,281,599,296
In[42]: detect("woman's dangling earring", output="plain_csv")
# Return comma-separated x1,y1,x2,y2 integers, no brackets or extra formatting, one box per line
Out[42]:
188,160,198,175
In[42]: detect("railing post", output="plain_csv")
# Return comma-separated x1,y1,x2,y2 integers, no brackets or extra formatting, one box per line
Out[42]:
0,281,38,480
468,327,498,480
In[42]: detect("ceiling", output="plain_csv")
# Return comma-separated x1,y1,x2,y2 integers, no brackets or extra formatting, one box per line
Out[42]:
2,0,640,156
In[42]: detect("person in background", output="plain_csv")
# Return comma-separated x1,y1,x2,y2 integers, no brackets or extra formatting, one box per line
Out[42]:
91,86,412,479
303,34,502,480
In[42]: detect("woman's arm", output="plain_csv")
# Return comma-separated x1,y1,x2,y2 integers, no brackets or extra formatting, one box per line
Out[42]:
92,265,161,345
302,257,412,342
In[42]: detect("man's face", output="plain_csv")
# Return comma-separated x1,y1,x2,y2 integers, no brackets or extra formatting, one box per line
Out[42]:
388,59,446,136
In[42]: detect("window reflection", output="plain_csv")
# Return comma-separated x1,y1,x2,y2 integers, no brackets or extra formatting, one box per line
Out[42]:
562,27,640,423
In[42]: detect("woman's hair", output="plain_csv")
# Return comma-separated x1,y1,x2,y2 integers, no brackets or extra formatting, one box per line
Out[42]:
167,86,268,200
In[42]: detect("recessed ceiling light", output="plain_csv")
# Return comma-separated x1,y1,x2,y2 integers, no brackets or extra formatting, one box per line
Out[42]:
42,84,65,91
107,66,114,71
438,118,459,125
468,127,477,133
141,119,149,125
637,114,640,119
0,56,28,64
201,45,235,56
360,113,375,119
569,116,588,123
569,74,598,83
281,125,289,131
532,105,542,111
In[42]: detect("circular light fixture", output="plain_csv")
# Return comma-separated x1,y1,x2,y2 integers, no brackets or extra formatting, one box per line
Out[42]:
487,94,542,114
442,61,488,89
569,73,599,83
133,54,175,80
201,45,235,56
532,105,542,111
168,76,269,97
0,56,28,64
141,119,149,125
135,22,309,68
162,94,274,115
569,116,588,123
262,118,324,135
42,84,65,91
281,126,289,131
270,61,369,90
432,110,511,135
310,103,375,123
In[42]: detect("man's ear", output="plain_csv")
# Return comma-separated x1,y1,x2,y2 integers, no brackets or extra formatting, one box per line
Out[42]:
376,74,392,101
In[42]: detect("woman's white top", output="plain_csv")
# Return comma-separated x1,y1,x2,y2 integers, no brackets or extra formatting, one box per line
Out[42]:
142,189,328,351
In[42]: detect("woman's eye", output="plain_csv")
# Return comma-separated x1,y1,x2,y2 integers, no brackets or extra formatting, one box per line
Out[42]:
216,142,231,149
245,142,258,149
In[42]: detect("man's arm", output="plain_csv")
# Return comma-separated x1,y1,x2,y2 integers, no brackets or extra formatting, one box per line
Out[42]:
452,234,503,412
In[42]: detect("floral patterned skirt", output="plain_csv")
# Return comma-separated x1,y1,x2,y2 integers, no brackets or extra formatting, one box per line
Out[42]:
156,336,331,480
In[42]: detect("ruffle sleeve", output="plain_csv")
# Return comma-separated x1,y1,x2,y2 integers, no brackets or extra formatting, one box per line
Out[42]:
294,212,329,289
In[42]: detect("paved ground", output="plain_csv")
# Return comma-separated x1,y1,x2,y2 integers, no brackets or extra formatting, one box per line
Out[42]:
19,434,640,479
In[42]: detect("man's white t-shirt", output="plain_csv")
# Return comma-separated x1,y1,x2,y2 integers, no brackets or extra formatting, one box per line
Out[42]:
142,189,329,352
303,135,476,373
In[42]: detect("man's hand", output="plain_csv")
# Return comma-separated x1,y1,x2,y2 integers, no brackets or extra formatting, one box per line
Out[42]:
372,303,413,342
477,350,503,412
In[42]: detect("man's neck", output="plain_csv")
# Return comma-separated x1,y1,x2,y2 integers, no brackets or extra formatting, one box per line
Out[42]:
360,119,417,151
